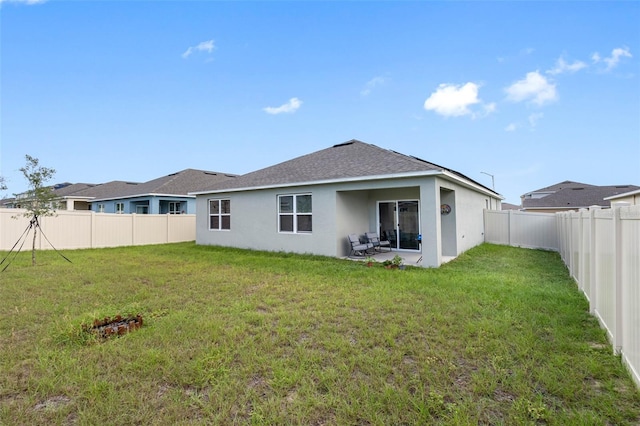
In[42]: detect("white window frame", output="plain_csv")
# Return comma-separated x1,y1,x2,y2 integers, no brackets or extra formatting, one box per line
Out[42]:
115,202,125,214
209,199,231,231
169,202,181,214
97,204,105,213
278,193,312,234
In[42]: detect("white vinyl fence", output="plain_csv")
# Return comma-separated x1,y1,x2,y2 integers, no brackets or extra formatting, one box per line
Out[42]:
556,204,640,389
0,208,196,251
484,209,559,250
485,205,640,389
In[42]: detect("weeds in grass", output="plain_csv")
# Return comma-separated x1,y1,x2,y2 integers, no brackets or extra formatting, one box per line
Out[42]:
1,243,639,424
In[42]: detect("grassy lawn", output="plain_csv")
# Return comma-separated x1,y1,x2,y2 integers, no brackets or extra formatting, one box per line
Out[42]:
1,243,639,425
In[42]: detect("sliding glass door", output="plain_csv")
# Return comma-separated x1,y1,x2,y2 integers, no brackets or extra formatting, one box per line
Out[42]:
378,200,420,250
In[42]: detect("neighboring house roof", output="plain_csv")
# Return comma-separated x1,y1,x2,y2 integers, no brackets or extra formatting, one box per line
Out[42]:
604,188,640,202
521,181,640,210
193,139,500,197
53,183,98,199
71,181,143,200
76,169,238,202
501,202,521,210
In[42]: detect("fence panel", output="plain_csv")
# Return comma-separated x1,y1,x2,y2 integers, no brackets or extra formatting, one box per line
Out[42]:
93,214,135,248
593,210,615,341
620,207,640,385
0,209,195,250
483,210,558,250
38,211,94,249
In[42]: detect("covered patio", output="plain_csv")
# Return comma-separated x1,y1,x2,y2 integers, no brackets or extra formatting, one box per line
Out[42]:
343,249,455,267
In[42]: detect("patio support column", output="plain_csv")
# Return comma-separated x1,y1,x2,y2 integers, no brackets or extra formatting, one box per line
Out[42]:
420,183,440,267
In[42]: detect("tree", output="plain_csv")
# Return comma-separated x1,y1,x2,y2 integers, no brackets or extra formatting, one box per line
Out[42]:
17,155,57,266
0,176,6,192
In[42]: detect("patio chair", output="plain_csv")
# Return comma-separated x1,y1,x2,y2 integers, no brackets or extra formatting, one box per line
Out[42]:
365,232,392,252
385,229,397,248
348,234,374,258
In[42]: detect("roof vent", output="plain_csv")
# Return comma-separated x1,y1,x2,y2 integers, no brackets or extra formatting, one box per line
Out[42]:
333,141,355,148
204,172,217,176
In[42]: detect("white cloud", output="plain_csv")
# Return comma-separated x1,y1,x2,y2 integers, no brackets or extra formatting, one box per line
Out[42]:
423,82,482,117
528,112,544,128
592,46,632,71
0,0,46,4
505,71,557,105
482,102,497,116
182,40,216,59
547,57,587,75
361,76,386,96
263,97,302,115
505,123,518,132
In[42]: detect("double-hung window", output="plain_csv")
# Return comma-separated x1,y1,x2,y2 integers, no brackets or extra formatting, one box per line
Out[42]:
116,203,124,214
209,199,230,230
278,194,312,233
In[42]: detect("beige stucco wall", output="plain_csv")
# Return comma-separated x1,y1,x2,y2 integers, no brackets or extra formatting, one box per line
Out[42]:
196,185,340,257
195,175,500,267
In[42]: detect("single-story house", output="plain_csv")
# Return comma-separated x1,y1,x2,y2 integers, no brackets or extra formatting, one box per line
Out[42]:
521,180,640,212
52,183,97,210
2,182,97,210
604,188,640,206
70,169,238,214
192,140,503,268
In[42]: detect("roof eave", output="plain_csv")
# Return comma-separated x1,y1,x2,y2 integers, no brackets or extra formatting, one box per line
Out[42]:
604,188,640,200
191,170,503,199
440,170,504,200
90,193,196,202
190,171,442,195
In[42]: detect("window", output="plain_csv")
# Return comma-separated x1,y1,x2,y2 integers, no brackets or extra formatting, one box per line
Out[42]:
97,204,105,213
209,199,230,230
278,194,312,233
116,203,124,214
169,202,181,214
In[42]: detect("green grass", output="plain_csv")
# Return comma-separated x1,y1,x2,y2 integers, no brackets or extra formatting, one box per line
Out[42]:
1,243,638,425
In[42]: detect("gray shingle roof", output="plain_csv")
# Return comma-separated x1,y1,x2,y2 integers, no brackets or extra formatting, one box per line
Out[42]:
71,181,143,199
200,140,483,192
522,181,640,209
71,169,238,201
53,183,98,197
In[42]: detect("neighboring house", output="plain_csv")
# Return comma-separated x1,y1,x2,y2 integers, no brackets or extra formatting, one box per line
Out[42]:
52,182,98,210
73,169,238,214
521,181,640,213
604,188,640,206
500,202,521,211
1,182,97,210
192,140,502,268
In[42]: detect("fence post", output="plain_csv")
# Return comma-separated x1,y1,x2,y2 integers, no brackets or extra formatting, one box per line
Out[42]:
508,209,514,246
566,212,573,278
588,206,600,315
578,209,587,291
166,214,171,243
612,202,630,354
90,211,96,248
131,214,136,246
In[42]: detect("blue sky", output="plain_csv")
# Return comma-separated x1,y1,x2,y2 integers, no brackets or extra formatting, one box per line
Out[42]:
1,1,638,204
